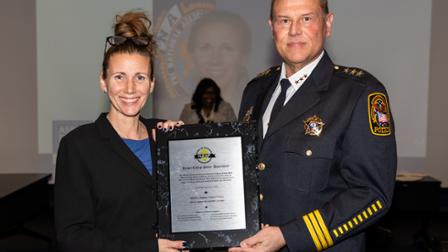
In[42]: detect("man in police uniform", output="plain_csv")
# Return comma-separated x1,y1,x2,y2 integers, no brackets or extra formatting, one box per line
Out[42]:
230,0,397,251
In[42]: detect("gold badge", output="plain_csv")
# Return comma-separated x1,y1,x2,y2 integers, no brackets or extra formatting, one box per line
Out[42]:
243,106,253,122
368,93,391,136
304,115,325,137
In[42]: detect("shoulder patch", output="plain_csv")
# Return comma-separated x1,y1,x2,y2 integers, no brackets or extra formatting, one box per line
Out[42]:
368,93,391,136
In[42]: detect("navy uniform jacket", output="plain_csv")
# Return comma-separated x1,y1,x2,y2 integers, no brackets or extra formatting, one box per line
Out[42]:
55,113,160,252
239,53,397,251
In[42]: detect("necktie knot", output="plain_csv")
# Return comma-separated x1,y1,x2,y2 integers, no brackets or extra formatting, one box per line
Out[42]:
280,78,291,91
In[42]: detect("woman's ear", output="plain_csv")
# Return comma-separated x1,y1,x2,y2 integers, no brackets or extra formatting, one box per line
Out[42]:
100,72,108,93
149,78,155,94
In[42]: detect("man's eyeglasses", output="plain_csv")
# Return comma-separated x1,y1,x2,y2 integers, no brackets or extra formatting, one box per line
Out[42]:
104,36,150,54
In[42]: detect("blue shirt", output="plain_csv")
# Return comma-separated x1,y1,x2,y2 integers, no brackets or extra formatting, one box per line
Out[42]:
122,138,152,175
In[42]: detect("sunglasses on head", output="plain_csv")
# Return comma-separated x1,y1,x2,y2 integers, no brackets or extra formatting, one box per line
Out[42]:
104,35,150,54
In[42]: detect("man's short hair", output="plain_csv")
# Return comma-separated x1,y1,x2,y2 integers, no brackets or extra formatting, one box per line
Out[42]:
270,0,329,19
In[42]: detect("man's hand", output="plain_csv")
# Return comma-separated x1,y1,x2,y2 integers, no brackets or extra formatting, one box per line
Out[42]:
228,226,286,252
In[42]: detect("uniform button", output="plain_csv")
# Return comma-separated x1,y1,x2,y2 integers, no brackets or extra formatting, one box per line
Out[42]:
257,162,266,171
305,149,313,156
259,193,264,201
334,65,340,70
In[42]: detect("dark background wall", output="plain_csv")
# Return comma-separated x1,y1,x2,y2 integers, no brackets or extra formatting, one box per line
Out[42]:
427,0,448,186
0,0,39,173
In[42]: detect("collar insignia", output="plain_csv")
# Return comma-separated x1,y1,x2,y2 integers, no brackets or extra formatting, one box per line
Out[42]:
304,115,325,137
243,106,254,122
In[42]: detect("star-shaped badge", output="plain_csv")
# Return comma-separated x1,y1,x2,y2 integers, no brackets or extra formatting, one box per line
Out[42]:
304,115,325,137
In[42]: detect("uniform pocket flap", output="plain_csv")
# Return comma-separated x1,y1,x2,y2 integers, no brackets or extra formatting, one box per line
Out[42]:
286,138,335,159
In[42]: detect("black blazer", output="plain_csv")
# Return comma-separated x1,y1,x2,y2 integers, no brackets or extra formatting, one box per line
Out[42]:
55,113,160,252
239,53,397,251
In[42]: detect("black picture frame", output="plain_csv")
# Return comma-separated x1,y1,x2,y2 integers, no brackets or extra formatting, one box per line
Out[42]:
156,122,260,249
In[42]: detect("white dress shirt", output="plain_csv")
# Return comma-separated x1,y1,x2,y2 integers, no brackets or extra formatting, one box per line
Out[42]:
262,51,324,138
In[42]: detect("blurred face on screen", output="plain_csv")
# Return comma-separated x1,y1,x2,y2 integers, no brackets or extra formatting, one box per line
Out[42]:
269,0,333,76
190,23,246,87
100,53,153,119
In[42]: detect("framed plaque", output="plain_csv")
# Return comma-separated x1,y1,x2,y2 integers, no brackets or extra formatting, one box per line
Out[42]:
156,122,260,249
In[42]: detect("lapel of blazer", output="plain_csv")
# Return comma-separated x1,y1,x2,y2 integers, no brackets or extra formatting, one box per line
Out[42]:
95,113,155,185
263,53,334,141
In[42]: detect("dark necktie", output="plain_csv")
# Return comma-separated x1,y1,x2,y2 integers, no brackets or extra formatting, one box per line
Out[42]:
269,78,291,124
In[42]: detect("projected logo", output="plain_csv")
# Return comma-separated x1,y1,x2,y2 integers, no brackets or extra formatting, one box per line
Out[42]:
52,120,90,154
155,1,215,98
194,147,216,164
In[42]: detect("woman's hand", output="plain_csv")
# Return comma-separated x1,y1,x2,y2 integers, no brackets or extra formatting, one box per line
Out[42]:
153,120,184,140
158,238,189,252
157,120,185,131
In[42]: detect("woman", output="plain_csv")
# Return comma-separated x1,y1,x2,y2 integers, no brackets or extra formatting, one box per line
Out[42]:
55,11,186,252
179,78,236,124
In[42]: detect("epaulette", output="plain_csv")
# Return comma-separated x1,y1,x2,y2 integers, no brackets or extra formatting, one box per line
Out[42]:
256,65,280,79
332,65,375,83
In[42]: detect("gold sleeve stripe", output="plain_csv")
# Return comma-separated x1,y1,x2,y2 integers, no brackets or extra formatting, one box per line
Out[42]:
303,215,323,251
348,221,353,228
330,199,384,241
308,212,329,249
362,211,368,219
313,210,334,246
333,229,339,238
376,200,383,209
